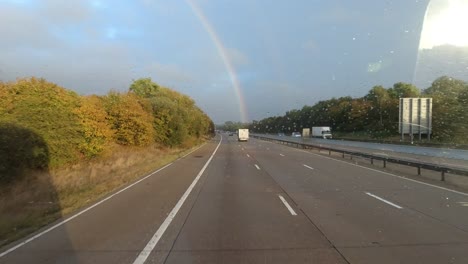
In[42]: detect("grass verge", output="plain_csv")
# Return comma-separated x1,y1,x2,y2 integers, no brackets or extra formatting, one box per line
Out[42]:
0,140,206,248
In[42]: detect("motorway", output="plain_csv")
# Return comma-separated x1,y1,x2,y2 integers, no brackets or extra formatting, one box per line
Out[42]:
2,134,468,263
256,134,468,170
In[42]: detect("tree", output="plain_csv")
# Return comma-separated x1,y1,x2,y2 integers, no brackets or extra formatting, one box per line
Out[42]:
424,76,466,97
102,92,155,146
0,78,83,167
129,78,160,98
365,86,390,127
388,82,420,99
74,95,114,158
348,99,372,132
424,76,468,142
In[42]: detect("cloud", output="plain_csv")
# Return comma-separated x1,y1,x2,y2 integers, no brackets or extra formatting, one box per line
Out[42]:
40,0,91,24
138,0,180,15
0,5,61,50
143,63,194,86
225,47,249,66
302,39,319,54
195,86,240,123
243,80,308,120
312,4,360,23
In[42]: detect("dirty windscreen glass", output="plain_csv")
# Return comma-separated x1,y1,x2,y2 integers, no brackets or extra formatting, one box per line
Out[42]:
1,1,468,262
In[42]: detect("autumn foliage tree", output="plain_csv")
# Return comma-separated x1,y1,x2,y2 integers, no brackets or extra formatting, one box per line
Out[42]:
0,77,214,174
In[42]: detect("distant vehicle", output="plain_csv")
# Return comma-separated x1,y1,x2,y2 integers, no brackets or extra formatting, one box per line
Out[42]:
229,132,234,136
278,132,285,136
312,126,332,139
238,129,249,141
291,132,301,137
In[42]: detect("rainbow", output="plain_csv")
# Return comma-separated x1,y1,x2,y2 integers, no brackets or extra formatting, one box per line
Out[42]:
185,0,249,123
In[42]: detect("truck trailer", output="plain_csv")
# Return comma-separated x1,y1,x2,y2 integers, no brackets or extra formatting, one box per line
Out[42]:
312,127,332,139
238,129,249,141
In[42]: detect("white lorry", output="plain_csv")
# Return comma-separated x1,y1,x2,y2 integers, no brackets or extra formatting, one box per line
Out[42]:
312,127,332,139
238,129,249,142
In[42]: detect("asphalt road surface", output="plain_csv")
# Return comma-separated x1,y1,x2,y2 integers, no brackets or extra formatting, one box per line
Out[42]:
256,134,468,170
2,134,468,263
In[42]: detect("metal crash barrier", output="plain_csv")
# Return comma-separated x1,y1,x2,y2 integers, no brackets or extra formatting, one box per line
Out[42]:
251,135,468,181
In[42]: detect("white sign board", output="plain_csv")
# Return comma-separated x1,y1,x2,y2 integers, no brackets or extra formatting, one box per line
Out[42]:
399,98,432,140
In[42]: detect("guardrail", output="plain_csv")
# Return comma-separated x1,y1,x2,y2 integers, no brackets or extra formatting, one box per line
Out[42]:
251,135,468,181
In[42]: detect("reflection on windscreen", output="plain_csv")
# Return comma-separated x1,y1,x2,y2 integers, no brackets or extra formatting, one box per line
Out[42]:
414,0,468,88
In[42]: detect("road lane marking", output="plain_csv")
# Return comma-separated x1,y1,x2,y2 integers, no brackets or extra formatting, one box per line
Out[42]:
0,161,175,258
132,136,223,264
246,154,250,158
296,149,468,197
280,154,285,157
255,164,261,170
0,140,208,259
303,164,314,170
457,202,468,207
365,192,403,209
242,148,244,151
278,195,297,216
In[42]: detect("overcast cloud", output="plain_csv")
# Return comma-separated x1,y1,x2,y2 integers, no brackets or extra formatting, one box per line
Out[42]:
2,0,465,124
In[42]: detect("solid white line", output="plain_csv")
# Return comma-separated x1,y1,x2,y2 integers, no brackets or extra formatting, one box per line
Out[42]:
365,192,403,209
280,154,285,157
0,162,174,258
255,164,261,170
295,149,468,197
303,164,314,170
1,141,209,258
132,136,222,264
278,195,297,216
246,154,250,158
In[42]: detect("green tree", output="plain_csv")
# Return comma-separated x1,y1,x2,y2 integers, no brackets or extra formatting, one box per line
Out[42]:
348,99,372,132
388,82,420,99
424,76,468,142
129,78,160,98
365,86,390,127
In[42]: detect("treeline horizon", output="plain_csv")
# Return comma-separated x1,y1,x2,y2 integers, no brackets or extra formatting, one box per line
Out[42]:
0,77,214,182
218,76,468,143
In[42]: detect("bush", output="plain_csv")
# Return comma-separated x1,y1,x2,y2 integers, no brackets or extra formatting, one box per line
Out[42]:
74,95,114,158
0,123,50,183
0,78,83,167
102,91,155,146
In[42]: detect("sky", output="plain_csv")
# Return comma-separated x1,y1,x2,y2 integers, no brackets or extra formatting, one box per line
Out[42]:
0,0,466,123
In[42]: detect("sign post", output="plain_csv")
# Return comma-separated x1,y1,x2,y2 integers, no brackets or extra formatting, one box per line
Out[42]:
399,98,432,142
